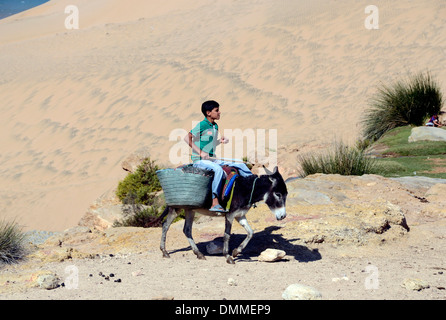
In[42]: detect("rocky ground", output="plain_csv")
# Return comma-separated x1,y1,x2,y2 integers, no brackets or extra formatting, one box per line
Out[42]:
1,174,446,300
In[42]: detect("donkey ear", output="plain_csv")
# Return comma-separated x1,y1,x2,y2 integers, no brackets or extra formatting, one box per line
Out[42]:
262,165,273,175
273,166,278,174
269,176,277,187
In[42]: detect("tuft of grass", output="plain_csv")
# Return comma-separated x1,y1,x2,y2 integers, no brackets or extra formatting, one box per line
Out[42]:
362,71,443,141
0,219,27,264
298,140,376,177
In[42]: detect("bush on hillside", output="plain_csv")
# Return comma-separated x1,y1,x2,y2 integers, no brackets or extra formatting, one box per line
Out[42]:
362,71,443,142
298,140,376,177
116,158,162,206
0,219,27,264
114,192,165,228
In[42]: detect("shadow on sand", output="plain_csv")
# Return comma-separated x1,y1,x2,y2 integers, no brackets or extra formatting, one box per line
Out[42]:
169,226,321,263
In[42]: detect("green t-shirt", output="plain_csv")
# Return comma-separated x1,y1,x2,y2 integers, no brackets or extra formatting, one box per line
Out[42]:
190,118,218,162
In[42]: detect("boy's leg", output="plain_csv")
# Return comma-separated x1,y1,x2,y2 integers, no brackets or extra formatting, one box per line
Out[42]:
216,160,253,177
193,160,226,210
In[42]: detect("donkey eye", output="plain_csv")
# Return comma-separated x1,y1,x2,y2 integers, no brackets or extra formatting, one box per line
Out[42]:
274,192,282,199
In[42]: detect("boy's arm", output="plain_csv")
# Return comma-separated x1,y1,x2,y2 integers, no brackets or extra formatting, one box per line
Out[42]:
184,132,210,159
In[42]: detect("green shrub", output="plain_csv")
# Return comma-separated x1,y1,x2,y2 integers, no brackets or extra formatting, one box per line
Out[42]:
0,219,27,264
116,158,162,205
298,140,376,177
362,71,443,141
114,192,165,228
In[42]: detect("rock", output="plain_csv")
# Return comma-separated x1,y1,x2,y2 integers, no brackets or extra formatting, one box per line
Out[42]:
332,276,349,282
425,184,446,202
391,176,446,192
401,278,430,291
132,270,144,277
121,147,151,173
29,247,96,263
281,201,409,245
227,278,237,286
408,126,446,143
79,204,124,231
258,248,286,262
36,272,60,290
282,284,322,300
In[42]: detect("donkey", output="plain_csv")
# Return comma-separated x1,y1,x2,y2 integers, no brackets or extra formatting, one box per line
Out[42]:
158,166,287,264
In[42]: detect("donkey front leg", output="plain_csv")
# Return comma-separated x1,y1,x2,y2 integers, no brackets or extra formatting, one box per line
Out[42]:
232,216,253,258
160,207,178,258
183,209,206,260
223,214,235,264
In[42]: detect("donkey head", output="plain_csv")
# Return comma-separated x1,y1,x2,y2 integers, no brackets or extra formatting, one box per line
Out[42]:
263,166,287,220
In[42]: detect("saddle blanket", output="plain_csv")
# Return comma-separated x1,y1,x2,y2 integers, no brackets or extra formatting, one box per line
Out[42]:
220,165,239,210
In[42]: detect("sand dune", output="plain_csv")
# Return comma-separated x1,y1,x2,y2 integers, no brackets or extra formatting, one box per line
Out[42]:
1,0,445,231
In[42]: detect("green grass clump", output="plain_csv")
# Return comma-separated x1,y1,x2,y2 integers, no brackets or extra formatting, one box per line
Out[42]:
298,140,376,177
362,71,443,141
116,158,162,206
0,219,27,264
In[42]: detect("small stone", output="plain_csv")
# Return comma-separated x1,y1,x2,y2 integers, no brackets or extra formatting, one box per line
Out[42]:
227,278,237,286
258,248,286,262
401,278,430,291
282,284,322,300
132,270,144,277
36,273,60,290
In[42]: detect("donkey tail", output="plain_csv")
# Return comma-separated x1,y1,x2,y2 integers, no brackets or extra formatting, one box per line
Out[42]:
146,206,170,227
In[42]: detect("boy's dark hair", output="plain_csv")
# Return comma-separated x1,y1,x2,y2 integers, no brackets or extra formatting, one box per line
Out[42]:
201,100,219,116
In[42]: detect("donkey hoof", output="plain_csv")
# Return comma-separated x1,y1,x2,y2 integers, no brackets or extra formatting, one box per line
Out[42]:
197,253,206,260
161,251,170,259
226,256,235,264
232,249,240,258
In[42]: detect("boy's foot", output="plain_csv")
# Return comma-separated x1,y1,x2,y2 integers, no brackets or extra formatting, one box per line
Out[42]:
209,204,228,213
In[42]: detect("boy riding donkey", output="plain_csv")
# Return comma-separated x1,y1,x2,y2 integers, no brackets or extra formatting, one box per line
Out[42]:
184,100,253,213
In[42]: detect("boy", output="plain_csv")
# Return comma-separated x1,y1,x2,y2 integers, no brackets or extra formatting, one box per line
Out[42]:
184,100,253,212
426,114,442,127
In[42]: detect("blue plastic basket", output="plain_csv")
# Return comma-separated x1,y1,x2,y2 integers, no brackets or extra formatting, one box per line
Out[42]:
156,167,213,208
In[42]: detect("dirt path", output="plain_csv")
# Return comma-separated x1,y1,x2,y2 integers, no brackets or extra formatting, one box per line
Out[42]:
1,209,445,300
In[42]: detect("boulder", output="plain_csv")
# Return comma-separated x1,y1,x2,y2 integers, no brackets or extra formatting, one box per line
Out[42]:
121,147,151,173
36,272,60,290
79,204,124,231
258,249,286,262
401,278,430,291
408,126,446,143
425,183,446,202
282,284,322,300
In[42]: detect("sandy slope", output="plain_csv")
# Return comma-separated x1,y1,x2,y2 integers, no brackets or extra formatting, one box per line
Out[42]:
1,0,446,231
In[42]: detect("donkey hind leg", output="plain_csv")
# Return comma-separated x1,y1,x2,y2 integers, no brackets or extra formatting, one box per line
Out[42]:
232,216,253,259
183,209,205,260
160,207,178,258
223,215,235,264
